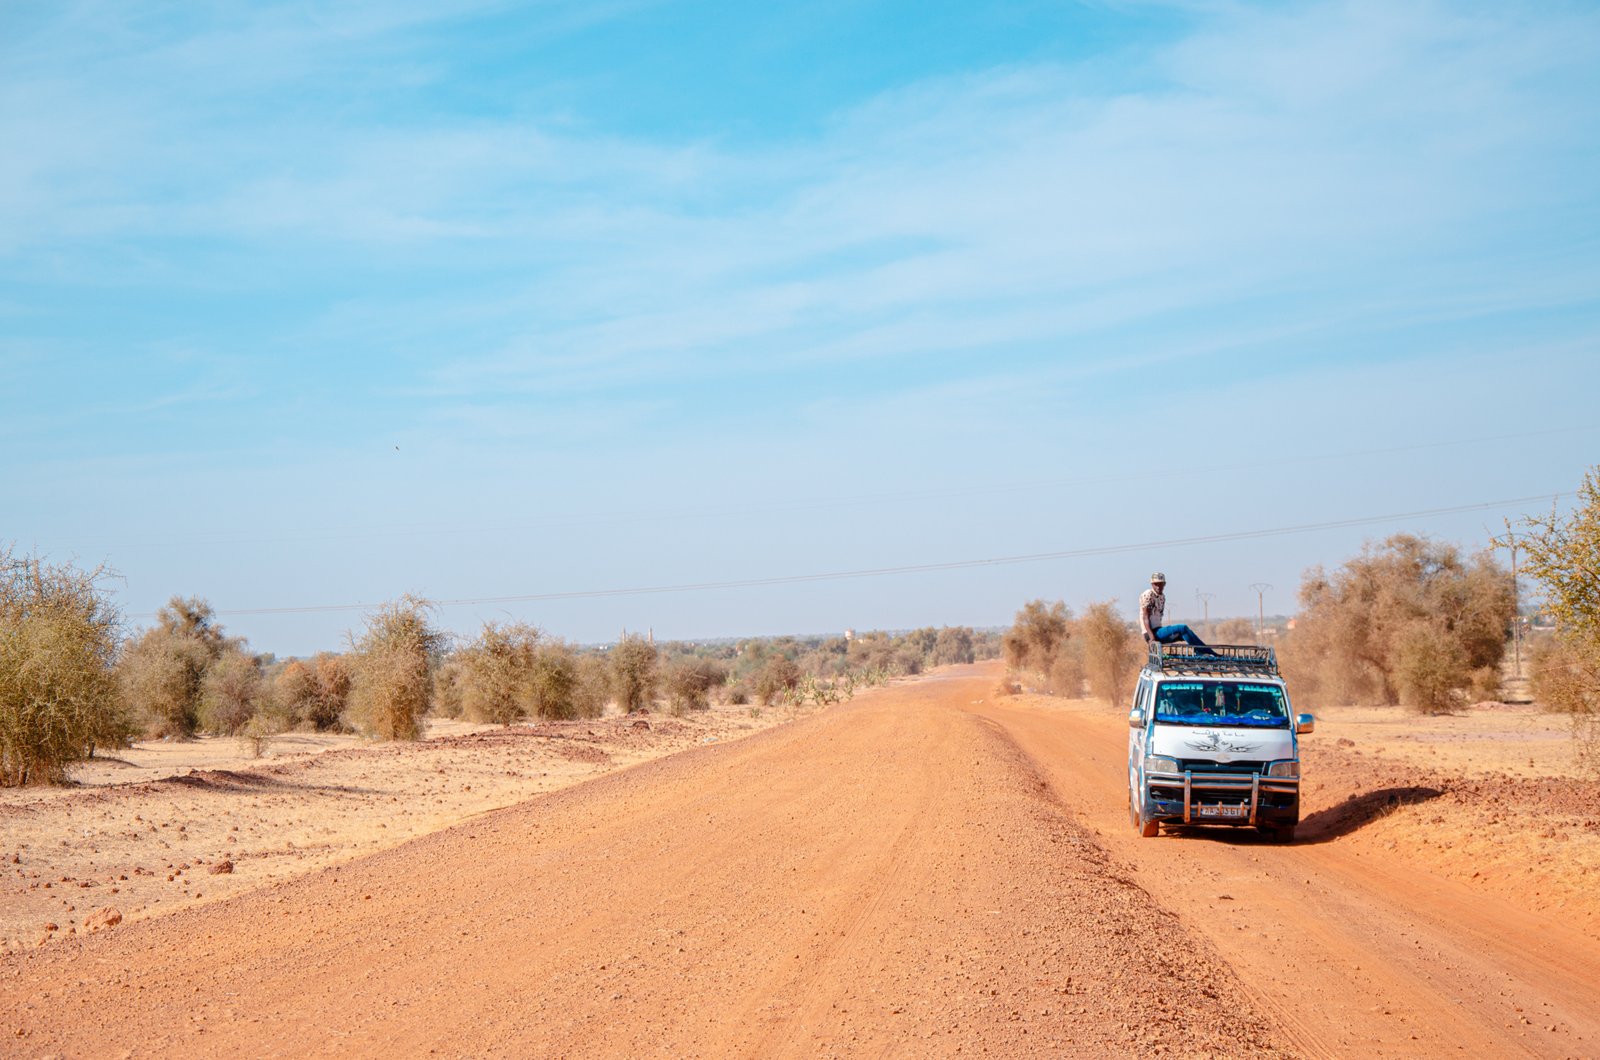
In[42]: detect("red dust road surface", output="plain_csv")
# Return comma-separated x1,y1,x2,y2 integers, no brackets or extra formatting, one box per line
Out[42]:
971,677,1600,1058
4,665,1596,1057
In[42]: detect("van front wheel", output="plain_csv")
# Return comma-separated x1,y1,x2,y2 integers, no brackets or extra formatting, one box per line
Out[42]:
1131,793,1160,838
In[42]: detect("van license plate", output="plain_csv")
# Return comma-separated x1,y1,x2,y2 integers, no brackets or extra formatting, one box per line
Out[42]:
1198,804,1246,818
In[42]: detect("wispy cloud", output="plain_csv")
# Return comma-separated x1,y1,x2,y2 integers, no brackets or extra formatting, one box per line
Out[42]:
363,3,1593,403
8,0,1597,453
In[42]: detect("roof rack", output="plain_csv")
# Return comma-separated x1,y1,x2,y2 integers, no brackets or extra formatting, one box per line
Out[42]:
1146,643,1279,678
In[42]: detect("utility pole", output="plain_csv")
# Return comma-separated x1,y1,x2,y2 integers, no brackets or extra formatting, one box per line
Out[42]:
1250,583,1273,642
1508,533,1522,679
1195,591,1214,639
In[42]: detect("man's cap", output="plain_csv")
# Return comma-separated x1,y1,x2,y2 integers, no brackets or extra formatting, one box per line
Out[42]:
1150,571,1167,584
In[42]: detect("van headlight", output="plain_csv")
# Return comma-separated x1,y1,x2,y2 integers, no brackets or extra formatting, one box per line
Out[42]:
1144,754,1181,775
1266,759,1299,778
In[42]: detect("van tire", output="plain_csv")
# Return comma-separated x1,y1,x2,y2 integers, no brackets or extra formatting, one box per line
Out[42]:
1261,824,1296,843
1132,795,1160,837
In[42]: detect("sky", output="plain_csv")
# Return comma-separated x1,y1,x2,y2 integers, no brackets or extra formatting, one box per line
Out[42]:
4,0,1599,657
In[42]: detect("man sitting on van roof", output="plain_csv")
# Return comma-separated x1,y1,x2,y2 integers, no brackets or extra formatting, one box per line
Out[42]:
1140,572,1216,655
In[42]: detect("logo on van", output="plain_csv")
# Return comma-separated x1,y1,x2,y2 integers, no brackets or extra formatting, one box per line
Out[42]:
1185,730,1261,759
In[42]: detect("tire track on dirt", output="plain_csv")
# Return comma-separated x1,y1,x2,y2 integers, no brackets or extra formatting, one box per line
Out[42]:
736,710,954,1058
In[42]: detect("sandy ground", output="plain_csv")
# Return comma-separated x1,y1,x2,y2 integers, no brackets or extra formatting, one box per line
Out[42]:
1299,699,1600,935
0,705,790,953
3,662,1599,1057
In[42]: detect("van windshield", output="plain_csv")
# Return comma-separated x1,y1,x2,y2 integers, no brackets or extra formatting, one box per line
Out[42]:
1153,681,1289,728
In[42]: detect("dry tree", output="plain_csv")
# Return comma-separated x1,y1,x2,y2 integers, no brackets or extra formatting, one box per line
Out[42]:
0,548,128,785
346,595,444,741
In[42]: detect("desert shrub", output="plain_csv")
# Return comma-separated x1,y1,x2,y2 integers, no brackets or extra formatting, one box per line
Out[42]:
1046,644,1086,698
118,634,208,738
1467,665,1502,703
1003,600,1072,676
272,660,318,728
767,636,802,662
902,627,939,663
1210,617,1257,644
662,656,727,715
308,652,352,731
238,710,289,758
728,636,832,684
788,673,853,707
158,596,229,651
1291,534,1514,711
346,596,443,741
753,654,801,705
727,639,770,685
253,678,298,736
932,626,976,666
199,647,268,735
117,596,231,737
527,640,585,720
845,632,894,674
236,694,294,758
1531,636,1600,771
713,630,959,702
430,656,466,719
1508,467,1600,766
0,550,128,786
815,636,850,665
1390,622,1470,713
797,639,848,679
571,652,611,719
458,622,541,726
1507,468,1600,647
1003,600,1085,695
1531,636,1597,711
971,629,1005,661
1079,601,1139,705
610,635,658,713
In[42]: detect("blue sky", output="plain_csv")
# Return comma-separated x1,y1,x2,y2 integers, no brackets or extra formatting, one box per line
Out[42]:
5,0,1599,656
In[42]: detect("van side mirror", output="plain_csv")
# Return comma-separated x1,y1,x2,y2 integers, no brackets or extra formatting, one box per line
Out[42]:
1296,713,1315,734
1128,707,1145,728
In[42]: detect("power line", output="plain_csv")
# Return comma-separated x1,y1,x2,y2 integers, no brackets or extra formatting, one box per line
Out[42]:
137,491,1568,620
54,423,1597,551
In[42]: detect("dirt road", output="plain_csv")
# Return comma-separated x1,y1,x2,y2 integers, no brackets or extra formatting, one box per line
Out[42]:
971,689,1600,1058
4,666,1598,1057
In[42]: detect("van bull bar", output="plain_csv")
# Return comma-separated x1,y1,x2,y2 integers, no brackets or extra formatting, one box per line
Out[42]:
1143,765,1299,825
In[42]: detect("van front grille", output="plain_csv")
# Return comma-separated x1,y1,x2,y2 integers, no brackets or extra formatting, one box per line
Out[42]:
1176,759,1268,774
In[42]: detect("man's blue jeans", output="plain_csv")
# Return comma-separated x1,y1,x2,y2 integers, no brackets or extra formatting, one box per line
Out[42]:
1154,624,1217,655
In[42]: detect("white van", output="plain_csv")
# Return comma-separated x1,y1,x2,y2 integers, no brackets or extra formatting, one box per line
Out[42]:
1127,643,1313,842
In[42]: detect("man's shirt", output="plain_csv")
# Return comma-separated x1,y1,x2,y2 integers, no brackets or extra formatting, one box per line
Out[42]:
1139,586,1166,636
